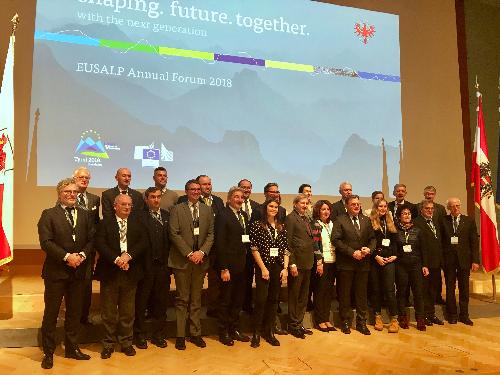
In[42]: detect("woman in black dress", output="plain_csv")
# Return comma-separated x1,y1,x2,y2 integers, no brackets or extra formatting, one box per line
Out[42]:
249,199,290,348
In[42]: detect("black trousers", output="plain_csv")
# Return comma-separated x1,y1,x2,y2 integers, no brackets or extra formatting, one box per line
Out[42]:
101,272,138,349
206,264,222,314
288,268,311,329
134,262,170,339
242,251,255,312
313,263,336,324
444,252,471,319
396,261,424,318
41,277,85,354
423,267,442,317
337,268,369,324
81,252,96,323
218,269,246,332
252,263,282,333
369,262,398,317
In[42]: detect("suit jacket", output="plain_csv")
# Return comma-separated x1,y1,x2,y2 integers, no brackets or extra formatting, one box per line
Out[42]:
330,199,347,221
414,216,443,269
252,204,287,223
285,210,318,270
177,194,225,216
94,215,147,283
140,208,170,274
37,205,95,281
441,214,479,269
159,188,179,212
75,191,100,225
214,207,250,274
332,214,376,271
168,201,214,270
243,198,261,223
101,186,144,219
388,200,418,221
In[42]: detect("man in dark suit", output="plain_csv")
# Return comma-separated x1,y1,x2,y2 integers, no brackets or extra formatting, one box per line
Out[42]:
73,166,100,326
332,195,376,335
330,181,352,220
285,194,320,339
441,197,480,325
169,179,215,350
414,200,445,326
95,194,147,359
417,185,447,305
238,178,261,314
153,166,178,212
101,167,144,219
252,182,287,223
388,184,418,223
133,187,170,349
37,178,94,369
215,187,251,345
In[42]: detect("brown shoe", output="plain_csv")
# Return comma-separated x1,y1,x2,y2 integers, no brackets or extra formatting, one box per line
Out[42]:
388,318,399,333
398,315,409,329
374,314,384,331
416,318,427,331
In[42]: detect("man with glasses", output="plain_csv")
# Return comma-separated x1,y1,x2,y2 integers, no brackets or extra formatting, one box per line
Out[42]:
95,194,147,359
169,179,215,350
37,178,95,369
73,167,100,326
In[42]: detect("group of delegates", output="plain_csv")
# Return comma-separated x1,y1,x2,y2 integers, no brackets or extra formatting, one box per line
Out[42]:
36,167,480,370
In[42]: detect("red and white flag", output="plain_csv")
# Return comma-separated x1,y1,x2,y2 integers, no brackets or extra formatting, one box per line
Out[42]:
0,32,15,267
471,91,500,273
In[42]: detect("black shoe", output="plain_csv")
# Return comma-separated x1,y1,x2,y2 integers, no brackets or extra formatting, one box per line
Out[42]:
356,323,371,335
430,316,444,325
151,337,168,348
65,347,90,360
341,322,351,334
289,328,306,339
100,347,114,359
300,326,313,335
263,332,280,346
327,325,337,332
274,325,287,335
121,346,136,356
424,317,434,326
175,337,186,350
133,337,148,349
459,317,474,326
316,325,330,333
231,330,250,342
189,336,207,348
41,354,53,369
250,334,260,348
206,309,218,318
448,318,458,324
219,332,234,346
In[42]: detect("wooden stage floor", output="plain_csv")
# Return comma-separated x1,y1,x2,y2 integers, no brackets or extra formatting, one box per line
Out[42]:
0,317,500,374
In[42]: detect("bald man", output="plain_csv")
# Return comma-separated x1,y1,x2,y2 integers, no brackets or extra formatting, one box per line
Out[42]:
101,168,144,219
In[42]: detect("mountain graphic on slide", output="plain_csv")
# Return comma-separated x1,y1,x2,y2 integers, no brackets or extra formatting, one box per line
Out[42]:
75,137,109,159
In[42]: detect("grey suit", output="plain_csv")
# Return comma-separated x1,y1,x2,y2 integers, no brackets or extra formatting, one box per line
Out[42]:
169,202,214,337
159,188,179,212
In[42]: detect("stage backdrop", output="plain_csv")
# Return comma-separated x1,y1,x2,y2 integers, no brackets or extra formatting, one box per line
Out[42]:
0,0,466,249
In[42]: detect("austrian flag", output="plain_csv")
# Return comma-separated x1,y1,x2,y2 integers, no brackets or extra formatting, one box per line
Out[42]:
471,91,500,272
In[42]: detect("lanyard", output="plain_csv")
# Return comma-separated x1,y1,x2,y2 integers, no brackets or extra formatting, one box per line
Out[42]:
403,230,409,244
319,220,332,239
267,223,278,244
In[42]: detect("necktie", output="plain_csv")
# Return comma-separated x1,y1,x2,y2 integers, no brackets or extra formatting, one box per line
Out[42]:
244,200,250,215
77,193,85,208
192,204,199,223
152,210,162,224
119,220,127,244
453,216,458,233
427,219,437,238
352,216,360,233
66,207,75,226
204,197,212,206
237,210,246,231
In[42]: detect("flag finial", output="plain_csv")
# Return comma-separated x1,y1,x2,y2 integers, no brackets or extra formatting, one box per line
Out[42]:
11,14,20,36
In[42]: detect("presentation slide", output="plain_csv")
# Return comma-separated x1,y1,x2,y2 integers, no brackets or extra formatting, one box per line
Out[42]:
30,0,401,195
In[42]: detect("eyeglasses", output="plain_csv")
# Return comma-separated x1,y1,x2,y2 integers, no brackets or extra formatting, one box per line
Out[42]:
75,176,90,180
188,188,201,191
62,190,79,195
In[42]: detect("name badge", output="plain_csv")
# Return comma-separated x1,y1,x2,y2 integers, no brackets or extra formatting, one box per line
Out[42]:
451,236,459,245
242,234,250,243
193,227,200,236
382,238,391,247
403,244,412,253
270,247,279,257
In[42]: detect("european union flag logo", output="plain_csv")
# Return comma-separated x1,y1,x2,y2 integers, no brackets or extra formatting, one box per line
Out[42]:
143,148,159,160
